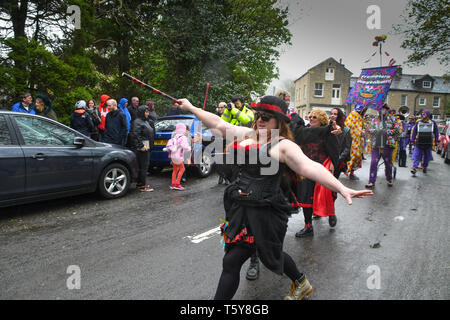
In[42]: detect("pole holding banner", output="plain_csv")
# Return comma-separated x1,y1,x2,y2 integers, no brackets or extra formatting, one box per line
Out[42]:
122,73,181,104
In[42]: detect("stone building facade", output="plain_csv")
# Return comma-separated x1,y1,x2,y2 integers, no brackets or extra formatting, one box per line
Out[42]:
294,57,352,117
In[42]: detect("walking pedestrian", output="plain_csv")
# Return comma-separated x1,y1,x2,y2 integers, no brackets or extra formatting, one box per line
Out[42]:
365,104,402,188
70,100,94,137
129,97,140,122
176,96,372,300
345,105,368,180
165,123,191,190
293,109,340,236
129,105,154,192
410,110,439,176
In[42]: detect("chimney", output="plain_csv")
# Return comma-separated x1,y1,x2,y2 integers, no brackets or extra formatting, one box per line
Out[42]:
339,58,342,64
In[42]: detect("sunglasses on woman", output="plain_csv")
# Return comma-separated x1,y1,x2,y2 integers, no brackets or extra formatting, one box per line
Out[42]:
255,112,275,122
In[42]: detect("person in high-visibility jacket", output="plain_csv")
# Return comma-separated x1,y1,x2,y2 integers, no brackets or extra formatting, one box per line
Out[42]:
221,94,254,127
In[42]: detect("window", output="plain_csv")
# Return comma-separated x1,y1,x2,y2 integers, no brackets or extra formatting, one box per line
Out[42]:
423,81,432,88
14,116,76,146
332,84,341,98
432,115,440,120
401,95,407,106
419,98,426,105
0,115,12,145
314,83,323,97
304,85,307,98
433,96,440,107
325,68,334,81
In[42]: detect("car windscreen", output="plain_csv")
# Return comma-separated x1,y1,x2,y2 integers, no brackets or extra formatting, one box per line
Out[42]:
155,118,194,132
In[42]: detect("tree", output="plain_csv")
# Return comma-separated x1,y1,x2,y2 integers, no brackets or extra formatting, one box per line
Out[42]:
395,0,450,74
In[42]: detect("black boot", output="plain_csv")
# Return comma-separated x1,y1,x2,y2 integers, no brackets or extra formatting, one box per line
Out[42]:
246,255,260,280
218,176,223,184
328,215,337,227
295,224,314,238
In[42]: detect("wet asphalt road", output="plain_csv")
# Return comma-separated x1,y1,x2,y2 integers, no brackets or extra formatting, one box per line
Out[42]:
0,153,449,300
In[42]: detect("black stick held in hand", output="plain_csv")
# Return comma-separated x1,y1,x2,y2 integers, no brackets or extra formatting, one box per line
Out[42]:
122,73,181,104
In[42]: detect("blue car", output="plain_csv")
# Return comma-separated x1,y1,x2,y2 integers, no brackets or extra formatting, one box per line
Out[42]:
150,115,215,177
0,110,138,208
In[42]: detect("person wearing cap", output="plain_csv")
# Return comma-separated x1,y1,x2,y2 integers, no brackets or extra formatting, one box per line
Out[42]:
70,100,94,137
11,93,35,114
410,109,439,176
345,105,369,180
221,94,254,127
176,96,373,300
365,104,402,188
35,93,58,121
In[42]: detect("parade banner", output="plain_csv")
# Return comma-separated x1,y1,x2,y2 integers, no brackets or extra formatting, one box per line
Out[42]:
346,66,398,111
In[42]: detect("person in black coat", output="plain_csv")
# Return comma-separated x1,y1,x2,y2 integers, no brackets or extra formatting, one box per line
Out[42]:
102,99,128,146
129,105,155,191
330,107,352,179
70,100,94,137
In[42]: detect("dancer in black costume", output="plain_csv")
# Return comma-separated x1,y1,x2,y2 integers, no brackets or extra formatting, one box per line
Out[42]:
177,96,373,300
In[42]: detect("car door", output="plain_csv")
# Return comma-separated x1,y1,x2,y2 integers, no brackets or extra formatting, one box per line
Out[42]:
12,115,94,196
0,114,26,203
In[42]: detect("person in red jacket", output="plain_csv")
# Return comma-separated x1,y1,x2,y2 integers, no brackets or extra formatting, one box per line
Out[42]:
98,94,110,141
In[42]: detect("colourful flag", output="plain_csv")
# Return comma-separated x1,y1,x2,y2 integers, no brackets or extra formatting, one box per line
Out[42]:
346,66,398,111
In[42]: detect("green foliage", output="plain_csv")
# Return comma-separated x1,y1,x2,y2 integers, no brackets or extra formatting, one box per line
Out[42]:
0,0,291,119
396,0,450,73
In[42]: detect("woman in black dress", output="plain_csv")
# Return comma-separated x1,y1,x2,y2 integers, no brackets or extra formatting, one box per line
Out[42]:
177,96,372,300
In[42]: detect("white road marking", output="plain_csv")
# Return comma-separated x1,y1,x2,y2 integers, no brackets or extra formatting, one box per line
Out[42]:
185,225,221,244
394,216,405,221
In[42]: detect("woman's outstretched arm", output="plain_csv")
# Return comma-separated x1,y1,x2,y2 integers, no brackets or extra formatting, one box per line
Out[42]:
273,139,373,205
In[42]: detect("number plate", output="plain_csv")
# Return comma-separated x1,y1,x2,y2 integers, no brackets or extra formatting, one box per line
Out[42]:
154,139,168,145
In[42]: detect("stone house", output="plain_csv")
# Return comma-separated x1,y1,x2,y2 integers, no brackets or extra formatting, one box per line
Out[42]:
293,57,352,117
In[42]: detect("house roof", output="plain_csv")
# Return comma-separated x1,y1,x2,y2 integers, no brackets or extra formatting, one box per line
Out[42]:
295,57,353,82
350,74,450,94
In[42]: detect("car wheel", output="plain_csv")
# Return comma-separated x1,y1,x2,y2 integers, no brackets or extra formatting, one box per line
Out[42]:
98,163,130,199
196,151,214,178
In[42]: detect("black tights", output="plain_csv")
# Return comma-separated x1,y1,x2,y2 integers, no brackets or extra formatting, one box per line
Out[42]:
213,246,303,300
303,207,313,225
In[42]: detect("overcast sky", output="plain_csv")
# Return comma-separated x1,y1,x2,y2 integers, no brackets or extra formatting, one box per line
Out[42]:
267,0,444,93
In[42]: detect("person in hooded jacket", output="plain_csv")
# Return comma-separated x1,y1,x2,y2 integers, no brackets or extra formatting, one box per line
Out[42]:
129,105,155,192
102,99,128,146
118,98,132,145
35,93,58,121
70,100,94,137
98,94,110,141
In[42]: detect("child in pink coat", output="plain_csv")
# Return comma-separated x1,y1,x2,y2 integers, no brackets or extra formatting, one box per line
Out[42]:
165,123,191,190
